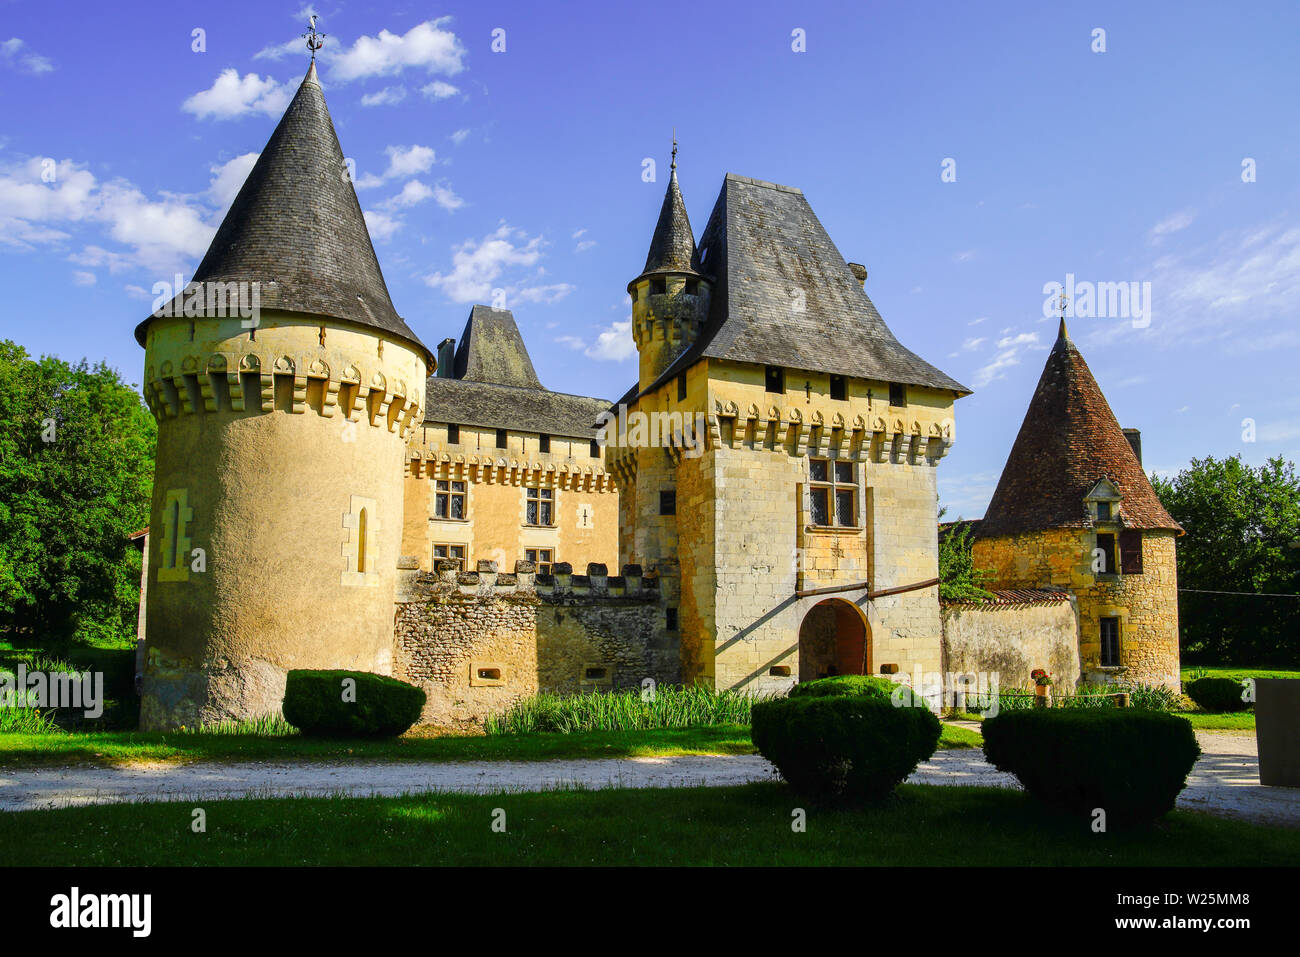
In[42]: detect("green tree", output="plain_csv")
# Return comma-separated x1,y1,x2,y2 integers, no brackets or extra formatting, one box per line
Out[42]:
0,340,155,648
937,507,995,602
1151,455,1300,666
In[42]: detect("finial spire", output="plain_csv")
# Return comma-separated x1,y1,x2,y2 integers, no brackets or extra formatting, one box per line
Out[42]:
671,130,677,174
302,14,326,62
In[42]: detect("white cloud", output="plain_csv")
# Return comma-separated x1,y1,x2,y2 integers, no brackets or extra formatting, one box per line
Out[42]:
1148,209,1196,245
183,70,294,120
972,331,1042,388
330,20,466,82
208,153,259,210
449,128,471,146
253,38,306,61
431,184,463,211
124,284,151,300
960,336,986,351
1,38,53,75
361,85,407,107
575,240,596,253
0,157,214,272
422,80,460,100
968,316,988,326
384,144,436,178
424,223,570,303
585,320,635,361
363,209,401,242
555,335,586,350
380,180,434,209
72,270,96,286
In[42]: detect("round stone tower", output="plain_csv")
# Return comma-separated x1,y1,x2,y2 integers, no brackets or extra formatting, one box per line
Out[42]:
135,62,431,729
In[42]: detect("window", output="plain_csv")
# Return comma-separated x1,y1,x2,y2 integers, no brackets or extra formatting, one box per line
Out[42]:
765,366,785,394
1119,529,1144,575
830,374,847,401
432,543,466,571
666,607,678,631
650,278,666,295
525,547,554,574
1100,617,1121,667
684,279,699,296
434,480,466,520
590,438,601,458
1095,533,1116,575
660,490,676,515
889,382,906,407
496,428,508,449
809,457,856,527
1096,500,1112,521
356,508,369,573
538,433,550,453
677,373,687,401
526,487,554,526
447,423,460,444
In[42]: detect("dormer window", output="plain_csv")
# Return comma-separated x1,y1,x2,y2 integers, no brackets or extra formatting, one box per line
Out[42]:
1096,501,1112,522
1084,477,1123,526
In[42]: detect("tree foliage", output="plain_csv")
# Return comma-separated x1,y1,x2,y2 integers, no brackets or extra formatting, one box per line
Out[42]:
937,509,995,602
0,340,155,647
1151,455,1300,666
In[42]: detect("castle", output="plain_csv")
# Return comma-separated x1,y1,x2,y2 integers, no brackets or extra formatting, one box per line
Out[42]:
134,62,1180,729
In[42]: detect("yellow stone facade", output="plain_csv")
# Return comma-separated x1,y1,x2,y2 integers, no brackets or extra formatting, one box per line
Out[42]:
138,311,426,729
973,529,1181,689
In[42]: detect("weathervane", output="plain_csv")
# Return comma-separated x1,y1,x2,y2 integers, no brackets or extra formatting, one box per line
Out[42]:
1058,289,1069,320
671,130,678,173
302,14,326,61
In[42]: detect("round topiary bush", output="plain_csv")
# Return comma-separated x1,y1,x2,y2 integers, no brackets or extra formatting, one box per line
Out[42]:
789,675,925,707
981,709,1201,827
282,670,426,738
751,695,941,800
1185,676,1251,713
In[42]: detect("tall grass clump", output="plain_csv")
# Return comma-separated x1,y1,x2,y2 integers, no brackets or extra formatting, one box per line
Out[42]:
485,685,756,734
175,714,300,736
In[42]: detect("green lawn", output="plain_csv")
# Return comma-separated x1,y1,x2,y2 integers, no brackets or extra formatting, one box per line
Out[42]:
1,782,1293,867
1182,666,1300,681
0,721,981,768
1180,713,1257,731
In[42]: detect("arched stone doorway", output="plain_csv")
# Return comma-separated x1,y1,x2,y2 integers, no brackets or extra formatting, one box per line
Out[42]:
798,598,870,680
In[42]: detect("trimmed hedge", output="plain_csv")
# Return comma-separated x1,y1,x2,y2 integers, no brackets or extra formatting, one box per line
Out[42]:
982,709,1201,827
789,675,926,708
752,695,941,800
282,670,425,738
1185,677,1251,713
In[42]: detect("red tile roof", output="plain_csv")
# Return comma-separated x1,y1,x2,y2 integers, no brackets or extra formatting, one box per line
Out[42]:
977,320,1181,538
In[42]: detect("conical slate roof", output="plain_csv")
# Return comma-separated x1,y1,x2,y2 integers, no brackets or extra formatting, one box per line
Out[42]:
135,62,428,359
631,167,699,286
977,320,1180,538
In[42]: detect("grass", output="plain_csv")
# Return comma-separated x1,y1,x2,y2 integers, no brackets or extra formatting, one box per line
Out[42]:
0,720,981,768
484,685,754,734
1182,666,1300,681
1180,713,1257,731
0,782,1293,867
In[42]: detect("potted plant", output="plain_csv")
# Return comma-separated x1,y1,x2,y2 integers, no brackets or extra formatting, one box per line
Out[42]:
1031,669,1053,708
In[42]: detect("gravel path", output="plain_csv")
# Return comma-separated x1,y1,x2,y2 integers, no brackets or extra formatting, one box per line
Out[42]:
2,731,1293,827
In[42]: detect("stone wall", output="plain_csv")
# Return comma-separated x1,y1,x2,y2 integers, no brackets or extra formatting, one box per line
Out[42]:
973,528,1181,689
393,560,676,726
941,597,1080,692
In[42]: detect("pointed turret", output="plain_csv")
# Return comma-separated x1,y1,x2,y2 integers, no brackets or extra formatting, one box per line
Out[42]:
977,325,1180,538
628,140,711,391
136,61,428,359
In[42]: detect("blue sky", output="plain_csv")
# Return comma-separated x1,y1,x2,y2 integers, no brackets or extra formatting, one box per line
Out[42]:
2,0,1297,517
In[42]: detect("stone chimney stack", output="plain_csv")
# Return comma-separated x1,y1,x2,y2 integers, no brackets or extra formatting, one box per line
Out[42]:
1122,428,1142,465
848,263,868,287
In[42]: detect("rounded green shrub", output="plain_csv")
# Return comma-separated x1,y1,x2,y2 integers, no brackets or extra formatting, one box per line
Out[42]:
1185,677,1251,713
982,709,1201,827
282,670,426,738
751,695,941,800
789,675,925,707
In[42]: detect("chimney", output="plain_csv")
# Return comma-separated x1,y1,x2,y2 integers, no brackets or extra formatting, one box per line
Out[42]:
848,262,868,287
1122,428,1142,465
436,338,456,378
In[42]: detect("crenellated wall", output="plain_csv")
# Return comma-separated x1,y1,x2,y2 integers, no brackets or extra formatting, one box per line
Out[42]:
393,560,677,726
